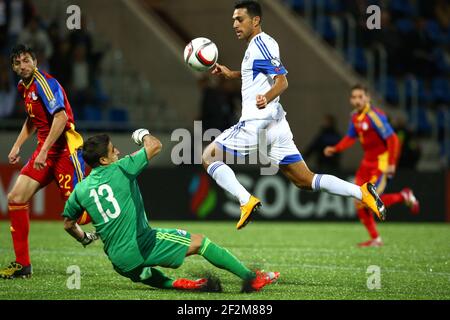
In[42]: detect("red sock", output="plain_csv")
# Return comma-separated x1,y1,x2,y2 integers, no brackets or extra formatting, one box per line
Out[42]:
381,193,404,208
9,203,31,266
357,207,379,239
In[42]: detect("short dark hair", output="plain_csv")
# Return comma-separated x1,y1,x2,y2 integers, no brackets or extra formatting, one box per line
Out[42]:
10,44,36,65
351,83,369,95
82,134,111,168
234,0,262,19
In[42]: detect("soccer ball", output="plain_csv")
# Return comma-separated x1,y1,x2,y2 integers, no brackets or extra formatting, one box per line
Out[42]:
184,37,218,72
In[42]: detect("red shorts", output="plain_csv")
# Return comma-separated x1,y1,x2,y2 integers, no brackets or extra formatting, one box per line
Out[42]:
21,149,85,201
354,155,388,194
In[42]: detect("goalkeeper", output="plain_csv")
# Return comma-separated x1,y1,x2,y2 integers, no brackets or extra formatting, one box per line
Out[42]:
62,129,279,292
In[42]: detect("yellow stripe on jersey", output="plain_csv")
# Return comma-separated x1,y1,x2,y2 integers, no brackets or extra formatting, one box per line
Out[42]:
65,124,84,182
71,152,83,182
377,151,389,172
34,70,55,102
367,110,384,130
75,154,84,179
65,124,84,154
357,105,370,121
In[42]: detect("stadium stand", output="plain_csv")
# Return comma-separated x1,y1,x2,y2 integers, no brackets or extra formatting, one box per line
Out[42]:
283,0,450,167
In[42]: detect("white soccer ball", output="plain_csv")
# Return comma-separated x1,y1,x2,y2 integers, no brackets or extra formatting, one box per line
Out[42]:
184,37,218,72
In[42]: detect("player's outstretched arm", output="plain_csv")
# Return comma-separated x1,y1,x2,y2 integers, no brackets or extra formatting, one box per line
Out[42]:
324,135,357,156
9,117,36,164
211,63,241,80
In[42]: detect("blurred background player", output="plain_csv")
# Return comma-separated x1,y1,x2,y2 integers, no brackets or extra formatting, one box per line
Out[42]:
62,131,279,292
324,84,420,247
203,0,386,230
0,44,89,279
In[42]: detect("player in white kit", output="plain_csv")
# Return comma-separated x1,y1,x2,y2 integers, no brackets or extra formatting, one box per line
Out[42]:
202,0,386,229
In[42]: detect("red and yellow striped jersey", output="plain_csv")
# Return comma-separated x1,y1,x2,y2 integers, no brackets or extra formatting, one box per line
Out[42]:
17,68,83,155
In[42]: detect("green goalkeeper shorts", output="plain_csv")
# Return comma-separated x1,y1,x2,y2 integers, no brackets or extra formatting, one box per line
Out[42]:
142,228,191,269
112,228,191,282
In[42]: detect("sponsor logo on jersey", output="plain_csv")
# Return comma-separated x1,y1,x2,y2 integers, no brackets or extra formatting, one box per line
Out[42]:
176,229,187,236
31,91,38,101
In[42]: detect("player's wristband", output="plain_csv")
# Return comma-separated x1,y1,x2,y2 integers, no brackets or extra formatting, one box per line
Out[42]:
78,231,98,247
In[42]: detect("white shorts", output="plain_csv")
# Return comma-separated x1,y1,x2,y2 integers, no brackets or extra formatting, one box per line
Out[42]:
214,116,303,165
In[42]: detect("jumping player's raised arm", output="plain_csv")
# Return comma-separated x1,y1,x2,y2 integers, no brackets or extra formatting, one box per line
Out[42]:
211,63,241,79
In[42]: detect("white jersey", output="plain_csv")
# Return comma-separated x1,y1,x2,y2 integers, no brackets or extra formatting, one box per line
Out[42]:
240,32,288,121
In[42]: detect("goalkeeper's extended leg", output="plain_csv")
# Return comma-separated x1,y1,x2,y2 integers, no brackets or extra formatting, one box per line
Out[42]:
189,234,279,291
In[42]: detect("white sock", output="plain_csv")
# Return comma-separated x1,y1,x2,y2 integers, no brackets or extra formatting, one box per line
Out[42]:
207,161,251,205
311,174,362,200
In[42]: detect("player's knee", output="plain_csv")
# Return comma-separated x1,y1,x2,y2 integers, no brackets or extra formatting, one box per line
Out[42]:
7,191,26,204
190,233,205,254
202,143,218,168
201,149,212,167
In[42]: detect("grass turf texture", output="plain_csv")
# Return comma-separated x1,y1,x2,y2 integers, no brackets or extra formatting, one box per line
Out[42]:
0,221,449,300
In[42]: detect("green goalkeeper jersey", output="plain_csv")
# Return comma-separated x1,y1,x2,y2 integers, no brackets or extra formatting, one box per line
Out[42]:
62,148,156,272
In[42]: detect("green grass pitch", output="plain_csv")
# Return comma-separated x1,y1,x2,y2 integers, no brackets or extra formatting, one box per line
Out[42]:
0,221,449,300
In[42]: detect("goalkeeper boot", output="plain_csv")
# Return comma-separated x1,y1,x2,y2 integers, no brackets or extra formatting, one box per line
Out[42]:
360,183,386,221
236,195,261,230
173,278,207,290
0,262,32,279
242,270,280,292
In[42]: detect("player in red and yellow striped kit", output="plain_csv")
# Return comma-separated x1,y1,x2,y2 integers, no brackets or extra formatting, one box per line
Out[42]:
324,84,419,247
0,45,90,279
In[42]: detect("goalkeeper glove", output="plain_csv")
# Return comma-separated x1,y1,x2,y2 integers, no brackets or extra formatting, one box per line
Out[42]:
78,231,99,247
132,128,150,146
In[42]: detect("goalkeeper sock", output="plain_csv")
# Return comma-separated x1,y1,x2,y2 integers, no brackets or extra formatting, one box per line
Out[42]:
311,174,362,200
140,267,175,289
199,237,255,280
207,161,251,206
